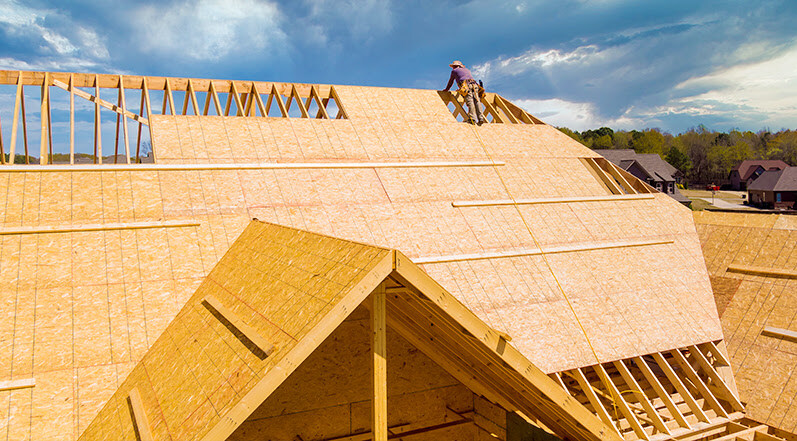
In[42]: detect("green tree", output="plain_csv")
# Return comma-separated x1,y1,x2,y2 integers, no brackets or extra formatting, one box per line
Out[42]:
665,146,691,173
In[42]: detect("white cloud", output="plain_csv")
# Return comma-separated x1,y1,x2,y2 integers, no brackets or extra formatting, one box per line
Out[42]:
513,97,642,130
473,45,604,81
133,0,286,61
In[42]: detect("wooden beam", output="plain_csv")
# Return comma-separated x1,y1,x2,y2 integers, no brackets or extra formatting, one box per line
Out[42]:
287,84,309,118
51,79,148,125
202,295,275,357
585,157,623,194
0,109,4,164
593,364,649,440
0,378,35,391
136,83,144,162
189,79,200,116
128,388,154,441
550,372,568,391
570,368,622,437
39,72,50,164
726,264,797,279
310,85,329,119
209,81,223,116
651,352,710,423
494,95,519,124
267,84,288,117
613,360,670,435
480,97,504,123
9,71,22,164
252,83,267,117
230,81,244,116
452,194,654,207
761,326,797,343
668,349,729,418
119,75,131,164
687,346,744,412
632,356,690,429
372,285,388,441
165,78,176,115
0,220,200,235
142,78,156,162
94,74,101,164
603,161,637,195
69,74,75,164
330,85,348,119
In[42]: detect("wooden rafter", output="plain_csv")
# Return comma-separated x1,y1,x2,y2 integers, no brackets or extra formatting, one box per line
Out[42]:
209,81,223,116
39,71,50,164
632,356,690,429
613,360,670,435
230,81,244,116
51,79,149,125
330,85,348,119
94,74,101,164
251,83,267,117
309,85,329,119
286,84,309,118
669,349,729,418
570,368,622,437
165,78,176,116
594,364,650,440
9,71,22,163
651,352,710,423
687,345,744,412
266,84,288,117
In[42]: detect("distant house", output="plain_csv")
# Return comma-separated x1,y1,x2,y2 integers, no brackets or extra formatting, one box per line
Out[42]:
593,149,691,205
729,160,789,190
748,166,797,209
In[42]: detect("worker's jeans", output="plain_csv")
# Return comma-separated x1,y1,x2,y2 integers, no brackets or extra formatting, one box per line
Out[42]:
464,83,485,124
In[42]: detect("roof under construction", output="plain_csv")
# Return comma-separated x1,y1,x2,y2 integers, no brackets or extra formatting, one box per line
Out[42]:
0,70,790,441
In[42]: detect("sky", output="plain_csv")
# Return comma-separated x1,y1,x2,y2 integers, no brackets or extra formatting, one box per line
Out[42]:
1,0,797,134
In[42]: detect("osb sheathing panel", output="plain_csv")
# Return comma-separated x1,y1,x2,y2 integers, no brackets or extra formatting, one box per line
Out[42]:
1,85,718,440
229,307,476,441
694,211,797,432
77,221,392,441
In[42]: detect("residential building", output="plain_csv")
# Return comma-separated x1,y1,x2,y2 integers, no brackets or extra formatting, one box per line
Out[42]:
747,166,797,209
728,159,789,190
593,149,691,205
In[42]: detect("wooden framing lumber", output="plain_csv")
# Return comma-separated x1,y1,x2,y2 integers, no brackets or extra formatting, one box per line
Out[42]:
188,78,200,116
651,352,710,423
414,238,673,264
142,77,156,161
0,160,505,173
371,285,388,441
726,264,797,279
165,78,176,116
208,81,223,116
286,85,309,118
570,368,622,437
252,83,267,117
0,220,200,235
128,388,154,441
0,378,35,391
668,349,729,418
202,295,275,357
9,71,22,163
687,345,744,412
119,75,131,164
584,157,624,194
603,162,637,195
69,74,75,164
0,111,4,164
94,74,101,164
51,79,149,125
20,83,29,163
612,360,670,435
39,72,50,164
593,364,649,440
632,356,690,429
493,95,520,124
329,85,348,119
452,194,654,207
230,81,244,116
761,326,797,343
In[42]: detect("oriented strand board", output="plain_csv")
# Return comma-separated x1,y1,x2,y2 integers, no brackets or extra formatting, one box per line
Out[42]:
695,211,797,432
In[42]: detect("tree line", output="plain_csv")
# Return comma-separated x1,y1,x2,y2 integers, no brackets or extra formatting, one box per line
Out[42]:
558,125,797,185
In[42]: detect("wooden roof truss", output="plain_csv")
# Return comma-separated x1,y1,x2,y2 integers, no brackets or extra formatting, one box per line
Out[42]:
438,90,543,124
552,342,762,440
0,69,348,166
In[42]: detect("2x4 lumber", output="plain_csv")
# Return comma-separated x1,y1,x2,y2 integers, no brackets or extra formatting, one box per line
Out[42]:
94,74,101,164
414,238,673,264
700,342,731,367
632,356,690,429
0,111,4,164
39,72,50,164
0,220,200,235
551,372,569,391
668,350,729,418
119,75,131,164
202,295,275,357
687,346,744,412
494,95,519,124
136,82,145,161
372,286,388,441
9,71,22,163
0,160,505,173
603,162,637,195
69,74,75,164
726,264,797,279
452,194,654,207
570,368,622,437
709,425,770,441
593,363,650,440
0,378,35,391
586,157,624,194
391,251,620,441
142,77,156,162
51,79,149,125
200,251,395,441
480,97,504,123
650,353,710,423
267,84,289,117
230,81,244,116
761,326,797,343
287,84,309,118
252,83,267,117
165,78,176,115
330,85,348,119
128,388,154,441
209,81,223,116
188,79,200,115
613,360,671,435
310,85,329,119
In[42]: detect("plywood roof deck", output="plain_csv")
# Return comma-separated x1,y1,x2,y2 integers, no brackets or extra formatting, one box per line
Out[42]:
694,211,797,433
0,70,724,440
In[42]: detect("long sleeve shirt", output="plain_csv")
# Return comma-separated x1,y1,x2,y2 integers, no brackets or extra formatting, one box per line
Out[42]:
444,67,475,91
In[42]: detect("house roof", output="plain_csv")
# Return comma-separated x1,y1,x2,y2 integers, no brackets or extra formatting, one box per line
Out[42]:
732,160,790,181
77,220,617,441
0,70,723,441
748,167,797,192
693,211,797,432
594,149,680,182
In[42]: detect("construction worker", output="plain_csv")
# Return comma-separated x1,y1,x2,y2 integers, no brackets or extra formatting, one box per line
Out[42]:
443,60,486,125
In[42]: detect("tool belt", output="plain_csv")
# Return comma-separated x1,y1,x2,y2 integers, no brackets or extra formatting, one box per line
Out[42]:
457,79,486,99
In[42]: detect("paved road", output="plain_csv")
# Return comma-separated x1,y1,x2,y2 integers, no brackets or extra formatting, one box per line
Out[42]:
697,198,755,210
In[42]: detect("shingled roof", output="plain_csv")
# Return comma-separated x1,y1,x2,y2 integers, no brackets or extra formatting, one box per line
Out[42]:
732,160,790,181
748,166,797,192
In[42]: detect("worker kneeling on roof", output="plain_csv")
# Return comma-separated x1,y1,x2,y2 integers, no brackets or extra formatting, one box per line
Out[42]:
443,60,486,126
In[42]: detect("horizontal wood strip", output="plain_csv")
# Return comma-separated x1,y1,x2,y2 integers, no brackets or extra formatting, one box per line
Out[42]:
452,194,654,207
726,264,797,279
0,160,505,173
0,220,199,235
761,326,797,343
0,378,35,391
51,79,149,125
202,295,275,357
414,239,673,264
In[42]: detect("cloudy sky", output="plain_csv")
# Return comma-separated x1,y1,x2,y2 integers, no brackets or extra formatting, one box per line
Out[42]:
1,0,796,133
